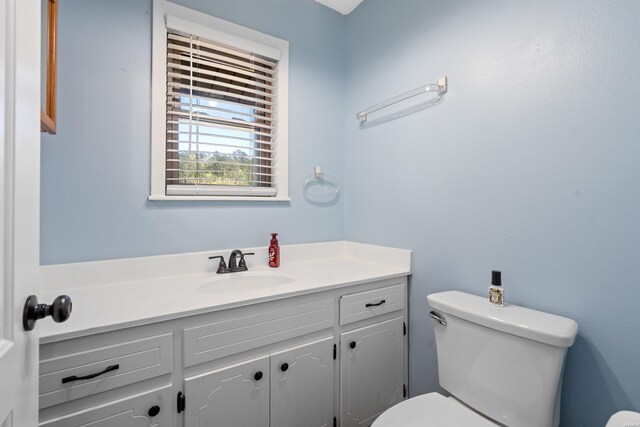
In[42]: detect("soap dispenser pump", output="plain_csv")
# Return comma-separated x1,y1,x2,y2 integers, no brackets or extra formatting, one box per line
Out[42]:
488,270,504,306
268,233,280,268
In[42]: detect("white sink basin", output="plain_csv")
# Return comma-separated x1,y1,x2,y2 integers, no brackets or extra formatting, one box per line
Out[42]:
196,271,299,293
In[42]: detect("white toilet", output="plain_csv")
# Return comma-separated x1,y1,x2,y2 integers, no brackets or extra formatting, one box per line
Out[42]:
606,411,640,427
373,291,579,427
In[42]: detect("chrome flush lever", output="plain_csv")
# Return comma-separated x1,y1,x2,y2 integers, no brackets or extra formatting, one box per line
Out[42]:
429,310,447,326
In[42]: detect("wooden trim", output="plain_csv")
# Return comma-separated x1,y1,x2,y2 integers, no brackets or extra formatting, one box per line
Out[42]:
40,110,55,133
41,0,57,135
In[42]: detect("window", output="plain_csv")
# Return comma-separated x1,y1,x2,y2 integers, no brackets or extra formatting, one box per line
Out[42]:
151,1,289,200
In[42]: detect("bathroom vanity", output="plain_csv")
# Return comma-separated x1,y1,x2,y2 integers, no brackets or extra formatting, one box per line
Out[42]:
37,242,411,427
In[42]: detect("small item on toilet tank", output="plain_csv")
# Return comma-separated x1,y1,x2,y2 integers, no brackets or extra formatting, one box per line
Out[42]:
268,233,280,268
488,270,504,306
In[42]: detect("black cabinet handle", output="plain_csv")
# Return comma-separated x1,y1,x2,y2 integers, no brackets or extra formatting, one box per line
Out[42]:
61,364,120,384
177,391,185,413
254,371,263,381
350,341,356,349
365,299,386,308
281,363,289,372
148,405,160,417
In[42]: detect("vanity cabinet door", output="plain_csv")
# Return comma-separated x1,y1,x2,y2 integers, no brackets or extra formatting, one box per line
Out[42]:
39,386,172,427
184,356,269,427
340,317,405,427
270,336,334,427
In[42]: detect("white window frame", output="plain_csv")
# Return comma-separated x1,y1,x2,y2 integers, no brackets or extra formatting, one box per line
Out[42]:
150,0,290,201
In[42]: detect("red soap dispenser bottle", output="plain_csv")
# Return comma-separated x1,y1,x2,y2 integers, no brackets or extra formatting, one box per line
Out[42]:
268,233,280,268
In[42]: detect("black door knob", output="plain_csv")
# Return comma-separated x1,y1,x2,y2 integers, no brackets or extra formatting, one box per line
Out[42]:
23,295,73,331
281,363,289,372
147,405,160,417
254,371,263,381
350,341,357,349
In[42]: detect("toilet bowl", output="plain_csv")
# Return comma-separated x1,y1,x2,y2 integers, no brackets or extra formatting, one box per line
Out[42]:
372,291,578,427
606,411,640,427
374,398,640,427
373,392,498,427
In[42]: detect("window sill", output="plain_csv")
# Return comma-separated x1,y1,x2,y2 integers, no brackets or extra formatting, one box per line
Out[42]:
148,195,291,202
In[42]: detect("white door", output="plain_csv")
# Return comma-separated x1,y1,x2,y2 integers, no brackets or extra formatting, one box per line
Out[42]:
184,356,270,427
340,317,405,427
0,0,42,426
270,336,334,427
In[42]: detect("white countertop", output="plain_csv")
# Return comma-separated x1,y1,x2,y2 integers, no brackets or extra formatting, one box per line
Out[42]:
39,241,411,344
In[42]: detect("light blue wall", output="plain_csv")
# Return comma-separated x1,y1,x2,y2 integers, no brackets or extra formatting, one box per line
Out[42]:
40,0,345,264
344,1,640,425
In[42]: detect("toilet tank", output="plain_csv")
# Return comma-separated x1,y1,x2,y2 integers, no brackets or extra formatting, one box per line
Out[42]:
427,291,578,427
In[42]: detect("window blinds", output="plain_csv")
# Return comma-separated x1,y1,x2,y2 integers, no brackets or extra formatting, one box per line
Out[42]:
165,31,279,196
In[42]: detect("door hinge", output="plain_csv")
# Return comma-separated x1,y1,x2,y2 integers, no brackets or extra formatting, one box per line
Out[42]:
333,344,337,360
177,391,185,413
403,384,407,398
333,416,337,427
403,322,407,336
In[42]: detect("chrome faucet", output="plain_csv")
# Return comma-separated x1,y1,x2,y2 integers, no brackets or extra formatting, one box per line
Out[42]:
209,249,255,274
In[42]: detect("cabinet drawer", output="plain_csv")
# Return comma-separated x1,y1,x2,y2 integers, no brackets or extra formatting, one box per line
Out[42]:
40,385,172,427
39,333,173,409
340,284,405,325
184,298,334,367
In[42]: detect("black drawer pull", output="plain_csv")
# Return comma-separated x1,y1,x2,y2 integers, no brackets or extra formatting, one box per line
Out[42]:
61,364,120,384
148,405,161,417
281,363,289,372
365,299,386,308
254,371,263,381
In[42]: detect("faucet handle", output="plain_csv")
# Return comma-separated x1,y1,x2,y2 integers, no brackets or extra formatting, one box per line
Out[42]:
208,256,227,273
238,252,255,269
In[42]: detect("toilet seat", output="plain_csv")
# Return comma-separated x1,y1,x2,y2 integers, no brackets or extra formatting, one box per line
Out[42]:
372,392,499,427
606,411,640,427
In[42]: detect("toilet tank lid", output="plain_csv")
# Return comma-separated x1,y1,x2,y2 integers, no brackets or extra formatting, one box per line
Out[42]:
427,291,578,348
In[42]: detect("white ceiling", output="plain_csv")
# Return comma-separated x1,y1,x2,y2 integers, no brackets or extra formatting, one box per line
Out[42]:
314,0,366,15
